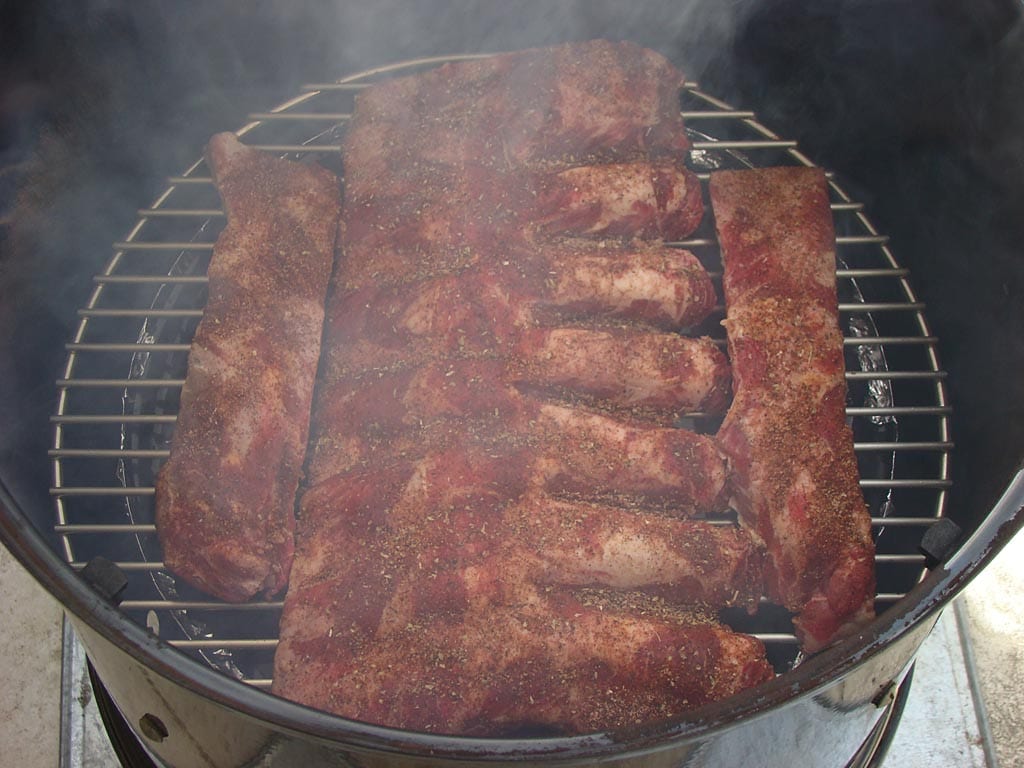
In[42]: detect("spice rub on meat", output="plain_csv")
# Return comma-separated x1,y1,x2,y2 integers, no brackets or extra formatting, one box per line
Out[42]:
710,167,876,652
341,39,693,201
273,41,774,735
154,133,341,603
277,453,770,735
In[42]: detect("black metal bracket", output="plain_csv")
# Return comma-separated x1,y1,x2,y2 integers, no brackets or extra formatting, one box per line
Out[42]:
80,556,129,605
918,518,963,569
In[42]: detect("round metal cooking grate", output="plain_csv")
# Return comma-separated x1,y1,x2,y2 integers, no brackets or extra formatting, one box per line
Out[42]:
50,55,952,692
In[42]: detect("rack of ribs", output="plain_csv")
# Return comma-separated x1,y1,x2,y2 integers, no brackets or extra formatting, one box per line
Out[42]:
709,167,876,652
154,133,341,602
273,41,774,735
341,39,693,201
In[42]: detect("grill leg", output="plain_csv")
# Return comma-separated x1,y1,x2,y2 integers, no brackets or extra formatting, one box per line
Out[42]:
87,660,162,768
845,664,916,768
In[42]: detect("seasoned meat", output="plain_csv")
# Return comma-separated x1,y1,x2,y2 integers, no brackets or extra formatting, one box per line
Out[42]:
523,241,717,329
320,249,724,411
710,166,876,652
511,494,764,609
534,403,729,511
513,327,730,413
305,367,730,510
342,39,692,201
273,41,767,734
340,160,705,288
531,161,705,240
275,456,771,735
338,42,704,287
154,133,340,602
276,577,772,736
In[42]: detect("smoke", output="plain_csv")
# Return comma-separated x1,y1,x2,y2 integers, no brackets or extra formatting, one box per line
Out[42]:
1,0,1023,524
219,0,762,94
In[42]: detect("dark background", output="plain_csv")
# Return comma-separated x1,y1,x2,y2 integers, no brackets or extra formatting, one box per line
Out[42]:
1,0,1022,535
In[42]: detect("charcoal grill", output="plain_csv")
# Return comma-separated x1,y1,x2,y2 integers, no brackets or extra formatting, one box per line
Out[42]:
38,55,964,765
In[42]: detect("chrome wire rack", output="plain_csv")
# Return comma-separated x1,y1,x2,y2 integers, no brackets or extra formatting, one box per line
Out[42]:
51,55,951,691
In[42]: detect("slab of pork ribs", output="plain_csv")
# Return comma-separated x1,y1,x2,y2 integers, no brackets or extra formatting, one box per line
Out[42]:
273,41,773,736
155,133,341,602
710,167,876,652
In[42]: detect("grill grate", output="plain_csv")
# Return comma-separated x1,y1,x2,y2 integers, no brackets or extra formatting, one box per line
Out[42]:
51,56,951,691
